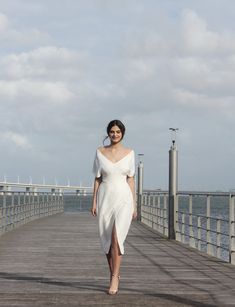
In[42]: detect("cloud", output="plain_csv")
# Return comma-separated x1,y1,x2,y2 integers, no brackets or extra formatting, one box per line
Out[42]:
0,2,235,189
121,9,235,115
120,7,235,101
181,9,218,53
0,79,74,104
0,46,87,80
0,12,8,32
124,59,156,83
0,11,49,47
173,88,235,109
1,131,32,149
122,8,235,59
0,46,91,109
181,9,235,55
169,56,235,101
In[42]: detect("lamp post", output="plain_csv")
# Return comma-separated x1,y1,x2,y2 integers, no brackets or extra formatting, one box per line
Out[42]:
137,153,144,221
168,128,179,239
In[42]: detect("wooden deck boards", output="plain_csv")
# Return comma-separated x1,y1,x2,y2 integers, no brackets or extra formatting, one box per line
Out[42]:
0,212,235,306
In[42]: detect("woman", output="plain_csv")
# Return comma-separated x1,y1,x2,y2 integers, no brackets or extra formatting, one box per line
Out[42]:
91,119,137,295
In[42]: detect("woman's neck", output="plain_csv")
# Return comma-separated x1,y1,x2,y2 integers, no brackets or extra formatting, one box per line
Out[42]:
109,142,123,150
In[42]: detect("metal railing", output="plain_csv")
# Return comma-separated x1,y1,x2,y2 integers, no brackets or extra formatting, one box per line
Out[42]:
141,190,168,236
140,190,235,264
0,182,92,235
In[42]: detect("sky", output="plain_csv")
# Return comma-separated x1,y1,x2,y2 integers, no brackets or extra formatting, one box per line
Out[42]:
0,0,235,191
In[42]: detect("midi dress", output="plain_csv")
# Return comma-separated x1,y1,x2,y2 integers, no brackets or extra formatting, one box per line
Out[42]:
93,149,135,255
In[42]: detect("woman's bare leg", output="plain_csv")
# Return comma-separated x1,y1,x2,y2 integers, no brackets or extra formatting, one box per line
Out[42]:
106,248,113,278
108,223,122,293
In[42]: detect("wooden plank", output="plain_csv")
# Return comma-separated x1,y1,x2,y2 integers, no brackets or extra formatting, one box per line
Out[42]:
0,212,235,306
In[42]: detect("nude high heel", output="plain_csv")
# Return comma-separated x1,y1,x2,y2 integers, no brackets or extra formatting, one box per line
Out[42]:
108,274,120,295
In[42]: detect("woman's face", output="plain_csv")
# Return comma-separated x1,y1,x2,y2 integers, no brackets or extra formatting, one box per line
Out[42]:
109,125,122,143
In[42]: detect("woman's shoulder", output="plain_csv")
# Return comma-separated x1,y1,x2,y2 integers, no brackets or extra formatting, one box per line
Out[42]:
125,147,134,154
97,146,105,154
121,147,134,158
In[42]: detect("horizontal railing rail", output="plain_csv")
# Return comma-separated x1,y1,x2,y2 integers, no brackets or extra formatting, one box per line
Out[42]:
140,190,235,264
0,181,92,191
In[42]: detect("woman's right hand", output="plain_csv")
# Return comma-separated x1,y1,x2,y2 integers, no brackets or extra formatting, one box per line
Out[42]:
132,210,137,220
91,206,97,217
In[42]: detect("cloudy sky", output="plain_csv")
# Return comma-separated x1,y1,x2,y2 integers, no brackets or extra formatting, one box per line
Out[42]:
0,0,235,191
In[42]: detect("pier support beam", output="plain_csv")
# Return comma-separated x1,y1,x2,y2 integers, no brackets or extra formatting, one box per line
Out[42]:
168,142,178,239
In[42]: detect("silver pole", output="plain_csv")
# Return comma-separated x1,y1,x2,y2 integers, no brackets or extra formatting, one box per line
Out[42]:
168,141,178,239
137,155,144,221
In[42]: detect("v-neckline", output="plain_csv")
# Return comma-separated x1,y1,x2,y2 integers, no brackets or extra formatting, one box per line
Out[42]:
97,149,133,165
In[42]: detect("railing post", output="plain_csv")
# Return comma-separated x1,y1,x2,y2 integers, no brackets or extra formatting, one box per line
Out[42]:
11,191,14,230
168,142,178,239
198,216,202,251
17,192,20,226
137,154,144,222
163,194,167,236
174,195,179,240
1,186,6,232
229,194,235,265
60,189,64,212
189,195,195,248
206,195,212,256
217,219,221,259
182,213,185,243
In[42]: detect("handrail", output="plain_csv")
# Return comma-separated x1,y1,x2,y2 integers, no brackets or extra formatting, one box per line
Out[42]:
0,182,93,236
178,191,235,196
0,181,92,191
140,190,235,265
144,189,235,197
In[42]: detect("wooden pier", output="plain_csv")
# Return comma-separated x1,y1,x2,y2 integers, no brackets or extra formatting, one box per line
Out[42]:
0,212,235,306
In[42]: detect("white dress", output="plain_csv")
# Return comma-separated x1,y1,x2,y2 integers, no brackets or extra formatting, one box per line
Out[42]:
93,149,135,255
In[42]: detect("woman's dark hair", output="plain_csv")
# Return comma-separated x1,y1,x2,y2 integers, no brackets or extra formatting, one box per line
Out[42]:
103,119,126,145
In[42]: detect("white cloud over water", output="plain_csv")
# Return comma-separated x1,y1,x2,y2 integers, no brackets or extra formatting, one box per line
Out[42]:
0,1,235,190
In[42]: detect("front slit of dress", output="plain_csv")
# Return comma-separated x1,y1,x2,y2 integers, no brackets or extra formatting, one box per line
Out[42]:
107,221,122,255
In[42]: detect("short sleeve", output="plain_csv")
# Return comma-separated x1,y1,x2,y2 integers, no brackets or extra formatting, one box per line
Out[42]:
92,151,101,178
127,150,135,177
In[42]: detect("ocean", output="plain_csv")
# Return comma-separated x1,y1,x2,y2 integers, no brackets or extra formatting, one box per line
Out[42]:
63,193,93,212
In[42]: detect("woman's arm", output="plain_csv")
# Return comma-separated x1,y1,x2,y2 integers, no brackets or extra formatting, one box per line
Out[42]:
127,176,137,219
91,177,102,216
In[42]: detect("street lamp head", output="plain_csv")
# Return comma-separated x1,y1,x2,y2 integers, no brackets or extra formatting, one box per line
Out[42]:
138,153,144,164
169,128,179,147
